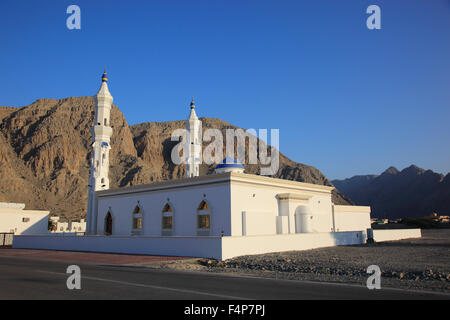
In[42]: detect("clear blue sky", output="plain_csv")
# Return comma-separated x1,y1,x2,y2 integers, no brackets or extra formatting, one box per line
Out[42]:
0,0,449,179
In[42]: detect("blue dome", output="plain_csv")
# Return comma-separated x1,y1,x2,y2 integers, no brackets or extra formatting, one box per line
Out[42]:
215,157,244,169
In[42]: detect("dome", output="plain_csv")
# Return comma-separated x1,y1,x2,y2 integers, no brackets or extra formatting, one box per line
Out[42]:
215,157,244,174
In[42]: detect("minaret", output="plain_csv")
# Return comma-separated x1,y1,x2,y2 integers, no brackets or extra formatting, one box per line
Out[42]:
186,97,202,178
86,70,113,234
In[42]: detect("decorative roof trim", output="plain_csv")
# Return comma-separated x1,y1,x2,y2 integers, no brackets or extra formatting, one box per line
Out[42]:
97,172,334,198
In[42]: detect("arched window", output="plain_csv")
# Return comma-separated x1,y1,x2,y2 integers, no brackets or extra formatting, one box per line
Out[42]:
197,200,210,211
197,200,211,236
162,202,174,236
131,205,143,235
162,203,173,213
105,211,113,236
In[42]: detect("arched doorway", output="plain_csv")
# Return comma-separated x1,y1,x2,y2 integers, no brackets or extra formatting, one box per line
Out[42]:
105,211,113,236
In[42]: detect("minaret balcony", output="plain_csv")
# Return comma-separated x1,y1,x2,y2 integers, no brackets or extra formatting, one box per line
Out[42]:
93,125,113,137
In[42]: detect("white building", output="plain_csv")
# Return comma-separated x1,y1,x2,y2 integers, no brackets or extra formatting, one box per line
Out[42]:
82,75,370,238
79,72,373,257
12,72,421,260
91,170,371,238
69,219,86,233
0,202,49,235
51,217,86,233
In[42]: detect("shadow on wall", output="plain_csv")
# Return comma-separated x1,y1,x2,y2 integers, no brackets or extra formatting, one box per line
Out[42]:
330,230,366,246
21,216,49,235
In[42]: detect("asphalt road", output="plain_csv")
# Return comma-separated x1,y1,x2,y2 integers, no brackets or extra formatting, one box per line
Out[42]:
0,255,448,300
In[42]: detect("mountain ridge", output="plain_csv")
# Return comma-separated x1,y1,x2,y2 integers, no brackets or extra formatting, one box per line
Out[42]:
333,165,449,219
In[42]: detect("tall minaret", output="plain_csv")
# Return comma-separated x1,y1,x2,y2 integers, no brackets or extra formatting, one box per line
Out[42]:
86,70,113,234
186,97,202,178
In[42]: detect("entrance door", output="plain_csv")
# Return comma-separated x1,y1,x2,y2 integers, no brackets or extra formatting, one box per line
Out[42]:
105,212,113,235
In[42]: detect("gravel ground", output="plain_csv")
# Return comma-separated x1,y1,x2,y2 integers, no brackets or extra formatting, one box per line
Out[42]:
142,229,450,293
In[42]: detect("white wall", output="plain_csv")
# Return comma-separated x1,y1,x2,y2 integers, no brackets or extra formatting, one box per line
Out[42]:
14,229,422,260
96,183,231,237
230,182,334,236
221,231,367,260
14,235,223,259
372,229,421,242
307,196,334,233
242,211,276,236
13,231,366,260
333,205,371,232
0,209,49,235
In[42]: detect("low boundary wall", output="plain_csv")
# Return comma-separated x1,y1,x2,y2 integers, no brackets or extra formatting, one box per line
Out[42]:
221,231,367,260
14,231,368,260
13,229,422,260
13,235,223,259
372,228,421,242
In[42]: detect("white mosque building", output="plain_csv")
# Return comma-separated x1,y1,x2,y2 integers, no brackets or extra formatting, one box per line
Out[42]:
85,71,371,238
13,72,421,260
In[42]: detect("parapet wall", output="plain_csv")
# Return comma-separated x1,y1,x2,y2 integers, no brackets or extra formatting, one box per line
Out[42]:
372,228,421,242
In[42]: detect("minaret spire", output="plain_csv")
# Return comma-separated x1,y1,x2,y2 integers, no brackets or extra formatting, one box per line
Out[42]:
86,70,114,234
102,67,108,82
186,97,202,178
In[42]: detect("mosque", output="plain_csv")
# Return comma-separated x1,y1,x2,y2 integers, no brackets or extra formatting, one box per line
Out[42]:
12,72,421,260
85,71,371,239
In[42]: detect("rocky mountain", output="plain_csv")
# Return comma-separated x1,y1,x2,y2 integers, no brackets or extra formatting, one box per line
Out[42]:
0,97,351,221
333,165,450,219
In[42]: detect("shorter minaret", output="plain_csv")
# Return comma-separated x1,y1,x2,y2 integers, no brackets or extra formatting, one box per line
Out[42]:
86,70,114,234
186,97,202,178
